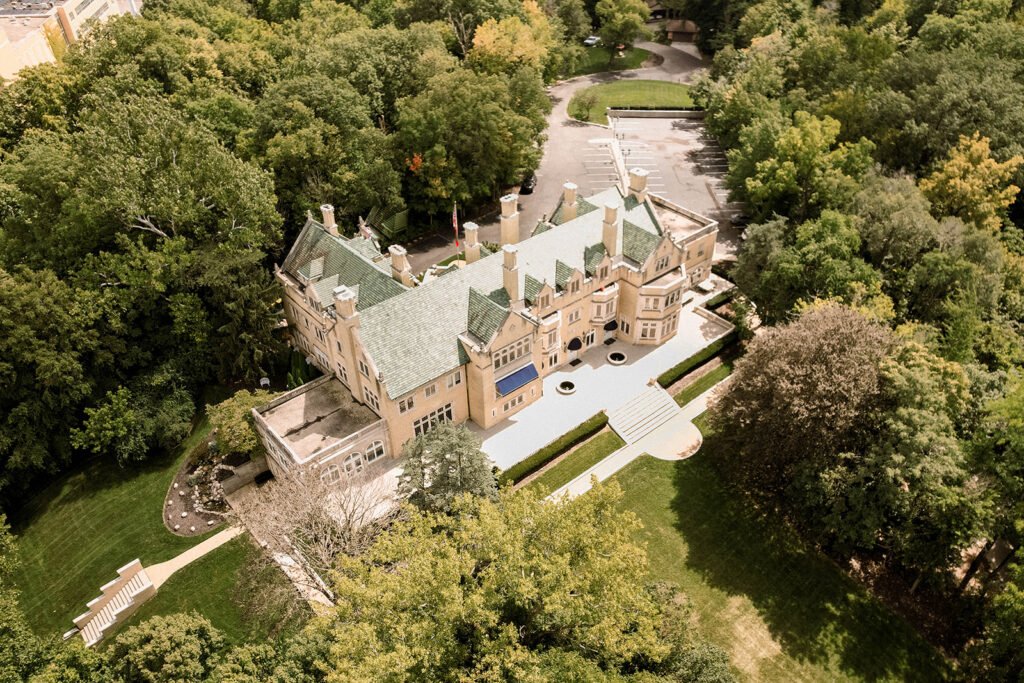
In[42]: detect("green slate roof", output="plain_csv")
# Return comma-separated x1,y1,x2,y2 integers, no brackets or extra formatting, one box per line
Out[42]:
467,288,508,344
550,196,600,225
523,274,544,303
623,220,661,265
282,218,407,311
554,260,575,288
355,186,668,399
584,243,606,275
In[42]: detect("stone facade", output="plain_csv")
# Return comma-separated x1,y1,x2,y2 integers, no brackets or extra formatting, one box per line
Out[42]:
259,172,718,479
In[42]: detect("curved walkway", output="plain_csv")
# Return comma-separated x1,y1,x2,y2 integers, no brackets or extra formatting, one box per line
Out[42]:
547,374,728,501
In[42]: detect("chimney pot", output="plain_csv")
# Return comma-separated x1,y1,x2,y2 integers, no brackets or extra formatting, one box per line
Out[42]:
500,194,520,245
502,244,520,301
628,168,649,203
320,204,338,236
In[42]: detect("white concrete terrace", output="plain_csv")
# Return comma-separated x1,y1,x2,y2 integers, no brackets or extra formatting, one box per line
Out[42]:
472,299,733,471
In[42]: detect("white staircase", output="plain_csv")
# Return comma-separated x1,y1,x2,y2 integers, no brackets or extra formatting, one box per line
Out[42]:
74,559,156,647
607,384,681,443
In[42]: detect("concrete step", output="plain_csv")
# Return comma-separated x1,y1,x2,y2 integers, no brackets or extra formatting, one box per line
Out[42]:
607,385,681,443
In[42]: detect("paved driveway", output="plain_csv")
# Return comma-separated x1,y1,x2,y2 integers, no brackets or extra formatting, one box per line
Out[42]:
471,304,733,470
407,42,711,273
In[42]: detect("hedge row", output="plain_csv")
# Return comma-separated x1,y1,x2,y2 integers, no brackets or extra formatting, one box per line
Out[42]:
499,412,609,485
703,287,737,311
656,330,739,388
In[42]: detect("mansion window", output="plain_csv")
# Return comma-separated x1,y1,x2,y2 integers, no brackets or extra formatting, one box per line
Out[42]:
359,358,371,378
621,320,631,335
584,330,595,346
643,296,660,311
503,394,525,412
594,301,616,318
446,370,462,389
546,330,558,348
424,383,438,399
413,403,454,436
655,255,670,272
666,289,681,307
344,452,363,474
568,278,581,295
314,327,326,343
398,395,416,414
567,308,581,325
314,348,329,368
537,294,550,309
598,265,609,280
336,362,349,385
664,312,679,335
493,337,531,370
640,321,658,340
321,464,342,485
336,340,344,355
549,351,559,366
366,440,385,463
363,387,380,413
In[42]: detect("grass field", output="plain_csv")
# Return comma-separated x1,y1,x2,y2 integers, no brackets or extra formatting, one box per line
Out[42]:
10,415,219,636
569,80,693,125
612,454,949,681
673,361,734,407
566,46,650,77
100,533,309,647
526,431,624,495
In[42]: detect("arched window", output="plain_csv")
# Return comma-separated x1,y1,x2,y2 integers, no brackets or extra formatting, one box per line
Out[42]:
366,440,385,463
320,464,341,485
344,452,363,474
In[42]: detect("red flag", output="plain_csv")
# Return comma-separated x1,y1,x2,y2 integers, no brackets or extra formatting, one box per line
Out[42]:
452,202,459,247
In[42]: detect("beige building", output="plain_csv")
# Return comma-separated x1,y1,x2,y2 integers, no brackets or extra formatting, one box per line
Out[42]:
0,0,138,81
254,170,718,480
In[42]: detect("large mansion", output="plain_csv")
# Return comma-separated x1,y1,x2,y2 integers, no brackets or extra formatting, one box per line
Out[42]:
253,169,719,481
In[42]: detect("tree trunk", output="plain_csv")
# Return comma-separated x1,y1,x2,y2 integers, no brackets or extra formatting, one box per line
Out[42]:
958,539,994,594
910,571,922,594
980,542,1019,598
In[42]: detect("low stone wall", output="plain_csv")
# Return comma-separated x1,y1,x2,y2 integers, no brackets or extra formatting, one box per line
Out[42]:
607,108,705,119
221,455,270,495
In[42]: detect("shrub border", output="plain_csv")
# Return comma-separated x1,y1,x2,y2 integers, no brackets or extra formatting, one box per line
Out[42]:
498,413,608,485
703,287,737,311
656,330,739,388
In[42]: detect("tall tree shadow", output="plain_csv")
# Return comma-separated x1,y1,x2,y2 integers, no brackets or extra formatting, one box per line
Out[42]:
667,455,949,681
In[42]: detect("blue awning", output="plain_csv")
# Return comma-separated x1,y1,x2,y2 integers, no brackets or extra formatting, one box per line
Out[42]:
496,363,539,396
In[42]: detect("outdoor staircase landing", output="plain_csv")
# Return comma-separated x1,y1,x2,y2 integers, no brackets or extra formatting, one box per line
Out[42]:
607,384,681,443
74,559,156,647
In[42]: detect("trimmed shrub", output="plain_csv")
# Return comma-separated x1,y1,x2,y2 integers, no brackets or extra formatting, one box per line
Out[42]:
498,413,608,485
657,331,738,388
704,287,737,311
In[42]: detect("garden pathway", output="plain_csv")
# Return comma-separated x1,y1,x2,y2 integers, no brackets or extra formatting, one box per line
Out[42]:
145,526,243,589
547,375,730,501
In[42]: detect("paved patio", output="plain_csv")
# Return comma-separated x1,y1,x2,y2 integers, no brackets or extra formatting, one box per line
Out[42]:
473,304,733,470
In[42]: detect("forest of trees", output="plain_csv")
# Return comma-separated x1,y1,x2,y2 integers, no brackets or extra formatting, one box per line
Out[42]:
0,0,622,504
681,0,1024,677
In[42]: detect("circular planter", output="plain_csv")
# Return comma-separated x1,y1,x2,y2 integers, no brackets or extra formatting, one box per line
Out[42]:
556,380,577,395
607,351,627,366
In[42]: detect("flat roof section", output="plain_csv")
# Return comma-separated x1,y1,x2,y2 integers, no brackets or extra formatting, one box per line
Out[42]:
260,378,379,462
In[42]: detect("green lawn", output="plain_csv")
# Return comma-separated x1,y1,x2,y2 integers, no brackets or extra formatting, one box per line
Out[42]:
673,361,734,407
100,533,309,647
566,46,651,77
10,416,219,637
569,80,693,125
612,454,950,681
526,431,625,494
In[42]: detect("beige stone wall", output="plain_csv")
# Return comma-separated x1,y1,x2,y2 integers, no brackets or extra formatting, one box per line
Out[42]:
378,367,470,456
681,230,717,285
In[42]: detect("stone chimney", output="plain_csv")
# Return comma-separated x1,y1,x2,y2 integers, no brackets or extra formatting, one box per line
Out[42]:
602,200,622,256
502,244,520,302
500,194,519,245
389,245,415,287
464,222,481,264
333,285,357,318
562,182,578,223
321,204,338,236
628,168,649,204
